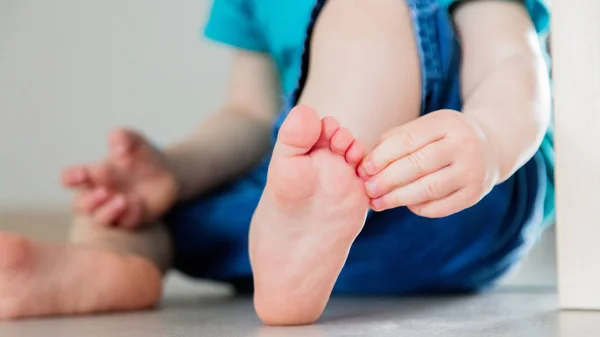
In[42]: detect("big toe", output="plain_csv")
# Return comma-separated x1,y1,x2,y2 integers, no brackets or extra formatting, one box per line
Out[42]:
274,105,322,157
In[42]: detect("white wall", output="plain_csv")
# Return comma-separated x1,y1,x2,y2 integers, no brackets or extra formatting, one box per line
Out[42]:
552,0,600,308
0,0,229,210
0,0,556,287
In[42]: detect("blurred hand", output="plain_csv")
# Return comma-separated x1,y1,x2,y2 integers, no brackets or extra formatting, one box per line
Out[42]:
358,110,500,218
61,129,179,229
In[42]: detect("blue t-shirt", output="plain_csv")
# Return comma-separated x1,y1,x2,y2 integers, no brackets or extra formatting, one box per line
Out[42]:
204,0,316,95
204,0,550,96
203,0,554,227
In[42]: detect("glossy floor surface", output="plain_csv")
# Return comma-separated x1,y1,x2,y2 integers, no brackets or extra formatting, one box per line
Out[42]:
0,274,597,337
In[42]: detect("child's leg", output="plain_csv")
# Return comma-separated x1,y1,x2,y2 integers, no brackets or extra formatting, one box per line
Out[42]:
0,216,169,319
251,0,423,326
70,215,172,272
294,0,422,148
287,0,548,297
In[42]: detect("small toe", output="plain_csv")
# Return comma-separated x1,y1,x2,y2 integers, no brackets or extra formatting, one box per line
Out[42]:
314,116,341,149
346,140,367,167
330,127,354,156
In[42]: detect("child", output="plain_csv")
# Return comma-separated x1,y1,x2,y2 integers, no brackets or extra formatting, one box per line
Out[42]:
0,0,552,326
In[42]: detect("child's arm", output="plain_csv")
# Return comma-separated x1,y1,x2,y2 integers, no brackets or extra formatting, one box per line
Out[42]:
165,50,281,200
361,1,551,216
453,0,551,183
298,0,550,217
60,51,279,227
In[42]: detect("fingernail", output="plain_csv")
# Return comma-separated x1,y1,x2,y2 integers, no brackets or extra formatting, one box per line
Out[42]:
365,181,377,196
95,188,107,199
371,198,384,211
363,161,376,175
113,196,124,208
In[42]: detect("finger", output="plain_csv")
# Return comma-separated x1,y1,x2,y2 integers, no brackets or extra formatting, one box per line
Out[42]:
109,128,145,158
407,188,476,218
364,140,453,198
370,166,462,211
360,111,456,176
109,128,153,172
88,164,116,188
117,197,144,229
357,160,370,180
61,165,93,189
93,195,127,226
73,188,111,214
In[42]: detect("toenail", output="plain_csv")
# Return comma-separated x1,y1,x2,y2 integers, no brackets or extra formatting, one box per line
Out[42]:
95,188,107,198
113,197,125,208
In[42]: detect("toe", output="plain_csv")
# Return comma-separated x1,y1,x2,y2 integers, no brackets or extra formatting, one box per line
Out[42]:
314,116,341,148
89,164,115,188
274,105,322,157
346,140,367,167
330,127,354,155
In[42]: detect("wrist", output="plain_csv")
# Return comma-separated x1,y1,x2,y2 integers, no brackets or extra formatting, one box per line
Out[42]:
470,109,548,185
464,114,504,186
160,146,190,202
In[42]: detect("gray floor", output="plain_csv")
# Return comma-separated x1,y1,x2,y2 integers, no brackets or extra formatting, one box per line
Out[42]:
0,275,598,337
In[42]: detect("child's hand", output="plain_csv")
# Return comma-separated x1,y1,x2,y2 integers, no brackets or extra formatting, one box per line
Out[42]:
358,110,500,218
61,129,179,228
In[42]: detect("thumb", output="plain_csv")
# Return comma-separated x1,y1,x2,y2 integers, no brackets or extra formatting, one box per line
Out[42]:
108,128,149,159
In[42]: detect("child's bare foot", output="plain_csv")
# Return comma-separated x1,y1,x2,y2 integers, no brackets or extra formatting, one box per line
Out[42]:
0,233,161,320
249,105,370,326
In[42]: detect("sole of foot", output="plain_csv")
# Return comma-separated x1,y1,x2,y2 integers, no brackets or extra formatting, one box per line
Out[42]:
250,105,370,326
